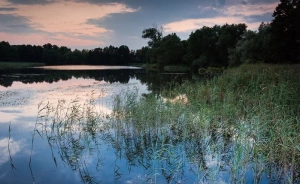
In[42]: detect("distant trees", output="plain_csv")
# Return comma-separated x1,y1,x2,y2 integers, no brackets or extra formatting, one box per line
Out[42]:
0,42,139,66
141,23,247,70
229,0,300,65
228,23,274,66
187,24,247,68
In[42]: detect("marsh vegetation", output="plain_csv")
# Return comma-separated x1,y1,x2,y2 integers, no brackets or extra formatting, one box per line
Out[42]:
27,64,300,183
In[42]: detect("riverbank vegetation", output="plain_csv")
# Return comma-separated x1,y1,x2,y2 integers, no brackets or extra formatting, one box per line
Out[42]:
0,62,44,69
111,63,300,182
34,63,300,183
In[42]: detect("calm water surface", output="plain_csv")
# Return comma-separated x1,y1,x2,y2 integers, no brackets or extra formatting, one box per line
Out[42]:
1,65,287,183
0,65,198,183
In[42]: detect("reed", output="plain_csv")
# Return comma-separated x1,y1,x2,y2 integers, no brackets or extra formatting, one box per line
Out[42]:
30,64,300,183
111,64,300,183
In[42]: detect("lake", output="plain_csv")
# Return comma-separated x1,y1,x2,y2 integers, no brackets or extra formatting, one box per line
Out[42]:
1,65,291,183
0,65,198,183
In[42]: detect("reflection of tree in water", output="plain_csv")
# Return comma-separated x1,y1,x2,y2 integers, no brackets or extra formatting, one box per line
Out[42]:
137,71,193,95
0,68,142,87
31,93,231,183
0,68,192,95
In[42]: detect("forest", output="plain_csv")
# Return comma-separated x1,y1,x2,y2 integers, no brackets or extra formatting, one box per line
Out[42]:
0,0,299,68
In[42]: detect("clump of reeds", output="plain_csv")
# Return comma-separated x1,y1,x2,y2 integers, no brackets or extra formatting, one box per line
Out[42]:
111,64,300,183
30,92,106,183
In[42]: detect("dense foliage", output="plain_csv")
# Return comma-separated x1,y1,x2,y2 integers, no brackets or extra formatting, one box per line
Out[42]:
0,42,142,65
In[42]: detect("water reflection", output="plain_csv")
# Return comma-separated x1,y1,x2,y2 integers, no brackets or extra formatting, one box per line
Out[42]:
27,90,278,183
34,65,141,70
0,68,143,87
0,67,191,94
0,66,193,183
0,138,24,166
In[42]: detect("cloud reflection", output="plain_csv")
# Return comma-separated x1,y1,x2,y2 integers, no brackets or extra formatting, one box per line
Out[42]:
0,138,24,165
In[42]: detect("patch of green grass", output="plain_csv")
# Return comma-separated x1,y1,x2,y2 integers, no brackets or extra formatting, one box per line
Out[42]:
143,63,158,71
164,65,190,72
0,62,45,69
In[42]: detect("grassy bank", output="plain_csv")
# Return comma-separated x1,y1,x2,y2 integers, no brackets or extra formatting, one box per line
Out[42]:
112,64,300,182
0,62,45,69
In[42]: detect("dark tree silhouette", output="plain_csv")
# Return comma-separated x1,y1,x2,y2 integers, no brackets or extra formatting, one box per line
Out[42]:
271,0,300,63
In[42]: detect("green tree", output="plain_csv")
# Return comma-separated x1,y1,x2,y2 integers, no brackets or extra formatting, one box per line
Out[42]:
156,33,185,67
0,41,12,61
142,25,163,48
118,45,130,65
271,0,300,63
186,24,246,68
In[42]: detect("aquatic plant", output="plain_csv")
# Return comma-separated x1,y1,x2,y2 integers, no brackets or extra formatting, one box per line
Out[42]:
111,64,300,183
27,64,300,183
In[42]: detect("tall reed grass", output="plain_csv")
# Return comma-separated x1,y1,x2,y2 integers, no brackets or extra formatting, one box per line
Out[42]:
112,64,300,183
31,64,300,183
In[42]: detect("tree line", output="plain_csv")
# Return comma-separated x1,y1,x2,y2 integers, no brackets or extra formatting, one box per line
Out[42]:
141,0,299,70
0,0,299,68
0,42,145,65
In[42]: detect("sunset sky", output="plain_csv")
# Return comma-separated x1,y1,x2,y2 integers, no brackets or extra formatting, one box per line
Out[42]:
0,0,279,50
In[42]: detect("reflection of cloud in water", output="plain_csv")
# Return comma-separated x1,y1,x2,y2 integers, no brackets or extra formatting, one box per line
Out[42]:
0,77,148,130
0,110,22,114
0,138,24,165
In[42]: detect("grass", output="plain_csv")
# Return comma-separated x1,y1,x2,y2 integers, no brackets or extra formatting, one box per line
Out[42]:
30,92,106,183
111,64,300,183
163,65,190,72
0,61,45,69
30,64,300,183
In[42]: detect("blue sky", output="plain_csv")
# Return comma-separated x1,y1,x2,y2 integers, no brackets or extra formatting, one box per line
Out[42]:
0,0,279,50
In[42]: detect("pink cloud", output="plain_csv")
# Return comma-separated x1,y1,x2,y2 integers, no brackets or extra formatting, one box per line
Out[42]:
0,0,137,36
0,32,104,47
0,0,138,48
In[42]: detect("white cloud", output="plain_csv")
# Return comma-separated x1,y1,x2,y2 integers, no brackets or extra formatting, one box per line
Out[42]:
164,2,278,33
219,2,278,16
0,0,138,37
164,17,260,33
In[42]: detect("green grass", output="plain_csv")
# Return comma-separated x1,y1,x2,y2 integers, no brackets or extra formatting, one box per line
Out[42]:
112,64,300,183
0,62,45,69
163,65,190,72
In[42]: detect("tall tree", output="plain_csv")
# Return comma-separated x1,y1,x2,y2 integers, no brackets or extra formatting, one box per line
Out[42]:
142,24,163,48
271,0,300,63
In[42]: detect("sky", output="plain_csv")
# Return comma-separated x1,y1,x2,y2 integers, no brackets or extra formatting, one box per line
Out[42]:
0,0,279,50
